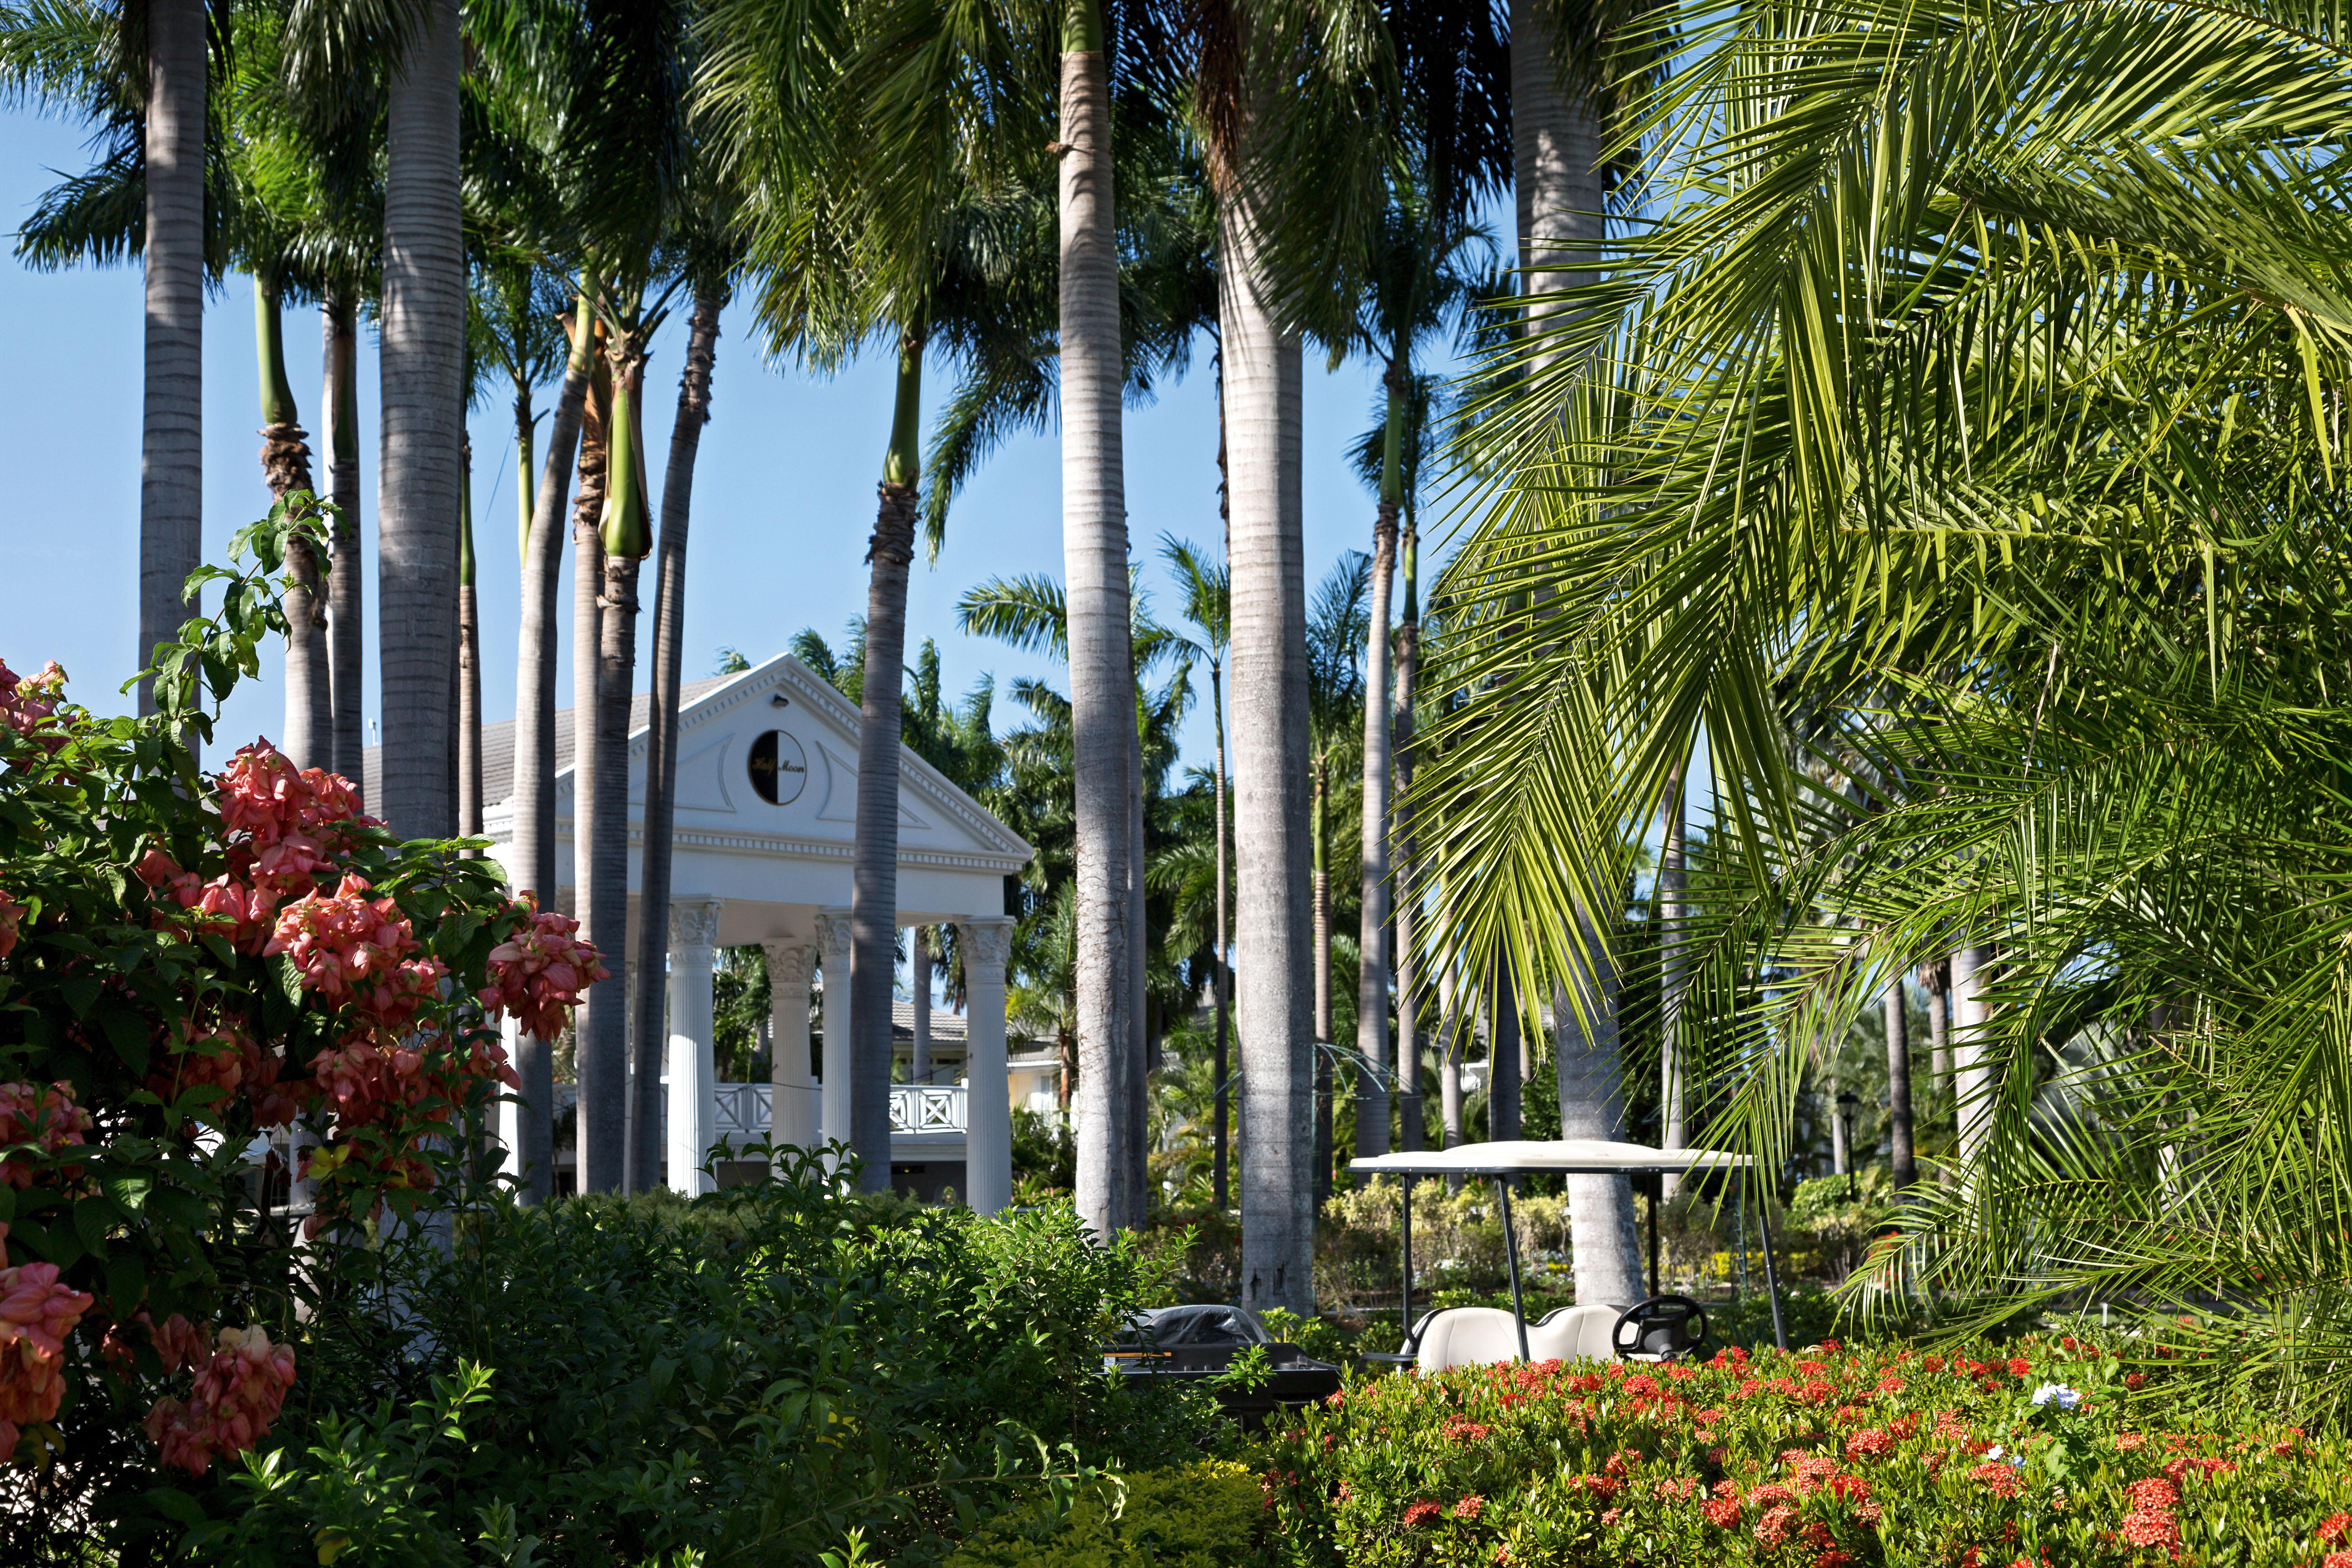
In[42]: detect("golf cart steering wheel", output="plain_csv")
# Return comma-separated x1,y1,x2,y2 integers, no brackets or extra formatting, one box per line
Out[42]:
1612,1295,1710,1361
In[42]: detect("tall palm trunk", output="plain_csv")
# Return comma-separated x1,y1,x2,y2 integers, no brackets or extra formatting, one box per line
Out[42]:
1657,761,1689,1196
632,289,723,1194
457,436,482,837
141,0,205,726
849,330,924,1191
1491,961,1520,1140
1223,166,1316,1314
256,278,329,767
1951,942,1993,1165
376,0,466,839
588,329,649,1194
1211,654,1231,1206
570,328,615,1191
1554,926,1643,1305
1355,375,1402,1158
1061,0,1139,1241
1393,513,1422,1149
1127,720,1149,1223
1312,753,1334,1200
323,293,366,783
1884,976,1915,1188
1515,0,1643,1298
509,290,595,1203
1438,956,1463,1158
1920,956,1951,1083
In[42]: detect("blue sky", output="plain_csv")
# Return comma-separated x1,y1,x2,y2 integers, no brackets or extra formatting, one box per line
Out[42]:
0,104,1412,781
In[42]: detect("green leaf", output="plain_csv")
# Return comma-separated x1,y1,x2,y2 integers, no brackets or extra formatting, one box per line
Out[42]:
72,1194,118,1258
105,1249,147,1315
99,1003,149,1074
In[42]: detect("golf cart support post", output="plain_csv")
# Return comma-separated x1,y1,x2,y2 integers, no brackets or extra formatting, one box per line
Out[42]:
1347,1139,1786,1361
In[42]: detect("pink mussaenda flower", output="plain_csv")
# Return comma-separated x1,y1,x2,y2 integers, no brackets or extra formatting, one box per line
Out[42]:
266,874,423,1010
144,1323,297,1475
479,905,608,1038
0,1081,91,1189
0,1221,95,1463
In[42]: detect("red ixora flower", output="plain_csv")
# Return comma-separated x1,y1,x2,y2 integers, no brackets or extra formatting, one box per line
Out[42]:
1702,1498,1741,1528
1845,1428,1895,1462
2325,1551,2352,1568
2118,1510,2180,1550
2319,1511,2352,1545
1402,1500,1444,1529
1968,1461,2024,1499
1753,1504,1800,1547
1452,1496,1484,1520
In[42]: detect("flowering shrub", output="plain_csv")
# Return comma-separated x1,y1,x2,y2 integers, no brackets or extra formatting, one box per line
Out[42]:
0,510,600,1489
1259,1336,2352,1567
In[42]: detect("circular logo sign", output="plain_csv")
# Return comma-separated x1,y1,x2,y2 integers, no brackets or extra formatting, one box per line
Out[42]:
747,729,808,805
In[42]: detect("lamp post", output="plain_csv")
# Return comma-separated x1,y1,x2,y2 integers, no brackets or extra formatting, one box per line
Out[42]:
1835,1090,1860,1201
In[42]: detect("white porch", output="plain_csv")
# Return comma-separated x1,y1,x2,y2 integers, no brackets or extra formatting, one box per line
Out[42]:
481,652,1033,1209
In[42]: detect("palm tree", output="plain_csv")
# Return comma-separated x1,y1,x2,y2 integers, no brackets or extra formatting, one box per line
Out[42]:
708,0,1052,1185
1161,537,1232,1206
141,0,206,727
9,0,219,724
1422,0,2352,1390
1123,0,1395,1308
916,113,1218,1230
375,0,466,839
1054,0,1143,1240
633,198,742,1193
1305,552,1368,1195
320,284,368,779
457,429,482,835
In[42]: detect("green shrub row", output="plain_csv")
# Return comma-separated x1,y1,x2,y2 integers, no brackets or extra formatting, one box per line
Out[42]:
1257,1335,2352,1568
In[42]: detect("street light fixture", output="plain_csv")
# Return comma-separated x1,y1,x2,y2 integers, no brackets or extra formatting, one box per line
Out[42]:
1835,1090,1860,1200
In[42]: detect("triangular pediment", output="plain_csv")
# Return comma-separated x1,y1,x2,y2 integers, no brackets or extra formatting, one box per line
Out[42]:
586,654,1028,874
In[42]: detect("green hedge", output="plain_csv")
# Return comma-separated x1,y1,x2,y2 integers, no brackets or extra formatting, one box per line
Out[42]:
94,1159,1233,1567
943,1461,1263,1568
1258,1335,2352,1567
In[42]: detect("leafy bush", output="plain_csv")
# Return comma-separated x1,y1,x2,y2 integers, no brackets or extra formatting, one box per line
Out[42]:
164,1153,1232,1567
941,1460,1263,1568
1259,1335,2352,1567
0,512,596,1559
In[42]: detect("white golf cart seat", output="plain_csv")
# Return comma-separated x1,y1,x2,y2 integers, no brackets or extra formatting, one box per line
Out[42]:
1528,1303,1624,1363
1412,1307,1527,1372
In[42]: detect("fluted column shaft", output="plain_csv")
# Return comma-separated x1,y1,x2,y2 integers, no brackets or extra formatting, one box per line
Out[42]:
960,917,1015,1214
665,899,722,1195
764,939,820,1158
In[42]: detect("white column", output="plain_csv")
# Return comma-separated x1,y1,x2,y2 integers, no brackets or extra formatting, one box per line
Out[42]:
495,1011,524,1180
666,898,724,1196
959,916,1015,1214
815,906,854,1148
763,939,819,1160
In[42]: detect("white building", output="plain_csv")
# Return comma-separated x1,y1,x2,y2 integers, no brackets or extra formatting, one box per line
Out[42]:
452,652,1033,1208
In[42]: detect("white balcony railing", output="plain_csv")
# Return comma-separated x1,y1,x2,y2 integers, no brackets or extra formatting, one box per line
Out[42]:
706,1081,966,1143
891,1083,966,1136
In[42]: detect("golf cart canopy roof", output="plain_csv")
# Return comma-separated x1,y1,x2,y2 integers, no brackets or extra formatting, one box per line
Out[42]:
1347,1139,1755,1178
